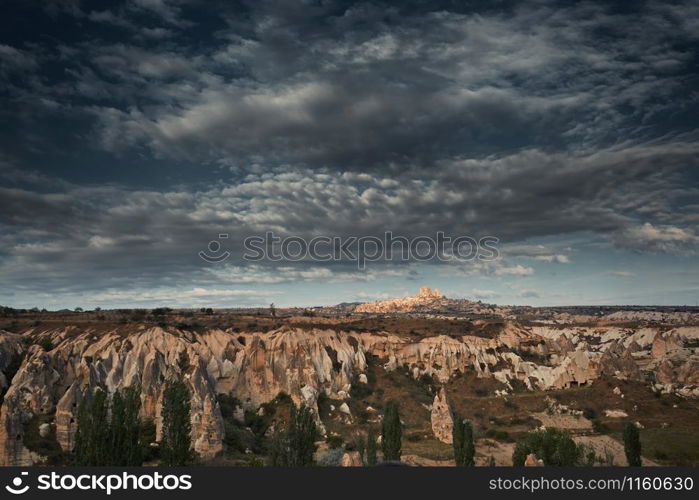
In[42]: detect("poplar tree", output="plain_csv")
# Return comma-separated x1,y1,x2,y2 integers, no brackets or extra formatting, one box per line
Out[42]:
110,389,126,463
287,403,318,466
366,428,378,466
355,435,366,465
160,380,195,465
110,386,143,465
270,403,318,466
381,401,402,461
74,386,144,466
623,422,642,466
463,420,475,466
452,414,475,466
73,388,109,465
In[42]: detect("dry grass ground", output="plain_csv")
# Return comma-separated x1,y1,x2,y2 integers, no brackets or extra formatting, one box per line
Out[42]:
402,438,454,462
613,428,699,466
574,435,657,466
533,412,593,432
475,439,515,466
290,316,503,338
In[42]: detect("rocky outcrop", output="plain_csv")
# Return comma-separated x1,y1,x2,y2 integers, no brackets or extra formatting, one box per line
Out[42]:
355,287,468,314
651,332,684,359
431,388,453,444
0,326,366,465
0,321,697,465
0,333,24,395
604,409,628,418
341,451,363,466
647,328,699,397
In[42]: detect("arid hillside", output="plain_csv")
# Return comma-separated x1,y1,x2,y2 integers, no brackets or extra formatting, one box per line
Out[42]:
0,298,698,466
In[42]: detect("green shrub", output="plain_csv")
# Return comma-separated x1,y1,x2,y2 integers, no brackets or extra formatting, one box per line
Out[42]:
512,428,584,466
405,431,423,442
22,415,66,465
317,448,344,466
509,379,528,392
583,408,597,420
417,373,438,393
592,419,610,434
504,399,518,410
269,403,318,466
326,434,344,449
350,384,373,399
485,428,511,442
35,336,53,351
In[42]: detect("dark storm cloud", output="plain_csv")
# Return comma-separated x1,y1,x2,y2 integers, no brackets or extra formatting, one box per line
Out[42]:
5,1,699,169
1,0,698,303
70,1,699,170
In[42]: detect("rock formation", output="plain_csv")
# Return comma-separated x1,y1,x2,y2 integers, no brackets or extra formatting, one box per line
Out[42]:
648,328,699,397
341,451,363,466
524,453,544,466
0,320,696,465
0,326,365,465
431,388,453,444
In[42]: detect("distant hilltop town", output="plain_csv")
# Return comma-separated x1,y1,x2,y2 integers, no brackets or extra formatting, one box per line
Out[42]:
416,287,443,299
354,287,448,313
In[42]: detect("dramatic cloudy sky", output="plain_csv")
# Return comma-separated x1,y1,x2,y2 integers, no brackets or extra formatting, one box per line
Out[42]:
1,0,698,309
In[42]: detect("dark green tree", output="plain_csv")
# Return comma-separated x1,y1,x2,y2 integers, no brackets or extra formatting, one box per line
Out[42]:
269,429,287,466
139,418,158,462
73,389,109,465
355,435,366,465
512,428,582,466
109,386,143,465
623,422,642,466
287,403,318,466
463,420,475,466
452,413,464,466
452,414,475,466
74,386,144,466
110,390,126,463
381,401,402,461
160,380,195,465
366,428,378,466
270,403,318,466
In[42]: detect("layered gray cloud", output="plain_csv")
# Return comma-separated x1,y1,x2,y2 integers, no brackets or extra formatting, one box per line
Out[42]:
2,138,696,298
75,1,699,171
